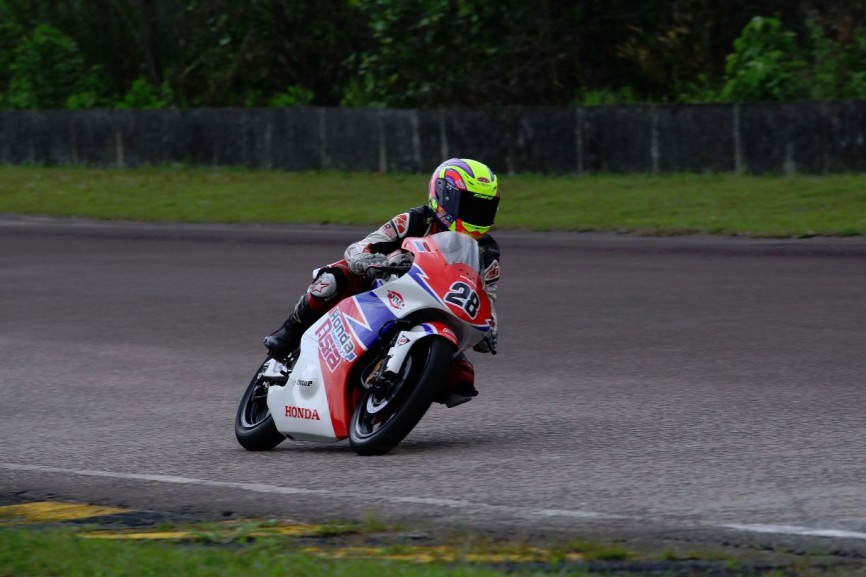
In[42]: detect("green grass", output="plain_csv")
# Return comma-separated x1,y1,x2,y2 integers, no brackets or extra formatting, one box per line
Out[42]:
0,526,512,577
3,522,861,577
0,165,865,237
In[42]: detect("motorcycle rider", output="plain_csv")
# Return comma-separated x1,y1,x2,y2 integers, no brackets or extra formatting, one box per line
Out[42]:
263,158,501,408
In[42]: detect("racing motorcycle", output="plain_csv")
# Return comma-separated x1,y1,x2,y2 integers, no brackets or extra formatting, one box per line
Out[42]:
234,231,496,456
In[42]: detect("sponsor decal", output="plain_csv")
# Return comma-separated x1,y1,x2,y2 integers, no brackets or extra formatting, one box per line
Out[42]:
285,405,321,420
441,210,455,224
296,379,313,387
478,176,491,183
396,335,410,347
432,203,453,225
316,317,341,371
379,221,397,238
445,169,466,190
329,310,357,361
315,310,357,372
392,213,409,236
387,290,405,309
412,240,429,253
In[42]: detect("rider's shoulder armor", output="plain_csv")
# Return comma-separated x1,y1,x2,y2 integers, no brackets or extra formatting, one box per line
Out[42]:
349,206,433,261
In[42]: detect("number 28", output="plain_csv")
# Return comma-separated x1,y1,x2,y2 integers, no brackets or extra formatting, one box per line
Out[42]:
444,282,480,318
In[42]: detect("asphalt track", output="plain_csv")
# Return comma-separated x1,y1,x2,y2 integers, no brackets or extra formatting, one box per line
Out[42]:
1,216,865,558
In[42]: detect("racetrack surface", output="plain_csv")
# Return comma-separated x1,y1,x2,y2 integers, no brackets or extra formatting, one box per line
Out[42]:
1,216,865,557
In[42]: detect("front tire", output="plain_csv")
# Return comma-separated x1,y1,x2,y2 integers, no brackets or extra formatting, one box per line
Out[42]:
349,337,455,456
235,358,286,451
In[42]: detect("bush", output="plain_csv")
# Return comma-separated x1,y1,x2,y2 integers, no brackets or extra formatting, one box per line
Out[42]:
573,87,640,106
267,85,314,107
4,24,108,110
115,77,171,109
721,16,805,102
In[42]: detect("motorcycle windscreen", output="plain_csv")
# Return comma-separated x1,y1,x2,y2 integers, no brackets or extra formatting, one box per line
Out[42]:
427,231,482,272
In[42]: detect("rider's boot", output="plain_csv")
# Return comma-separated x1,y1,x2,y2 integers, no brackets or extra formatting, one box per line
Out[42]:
436,354,479,408
263,296,316,360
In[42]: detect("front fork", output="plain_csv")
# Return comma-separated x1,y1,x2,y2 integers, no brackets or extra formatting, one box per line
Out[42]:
363,322,459,392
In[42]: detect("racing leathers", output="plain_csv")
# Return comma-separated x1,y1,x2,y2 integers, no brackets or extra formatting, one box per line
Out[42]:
263,205,500,407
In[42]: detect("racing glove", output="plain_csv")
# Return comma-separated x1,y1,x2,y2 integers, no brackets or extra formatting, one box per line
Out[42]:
348,252,388,275
473,330,498,354
386,249,413,268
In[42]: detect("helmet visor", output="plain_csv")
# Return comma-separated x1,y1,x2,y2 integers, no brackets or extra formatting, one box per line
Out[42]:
456,191,499,227
440,181,499,227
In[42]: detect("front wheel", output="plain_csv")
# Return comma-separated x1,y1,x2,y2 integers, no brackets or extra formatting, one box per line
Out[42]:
349,337,456,456
235,358,286,451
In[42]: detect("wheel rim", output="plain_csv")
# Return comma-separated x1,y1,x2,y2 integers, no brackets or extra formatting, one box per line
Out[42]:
353,349,423,439
364,356,413,415
239,362,282,429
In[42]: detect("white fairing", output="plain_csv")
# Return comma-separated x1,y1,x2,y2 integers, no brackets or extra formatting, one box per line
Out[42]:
384,326,438,374
264,232,493,443
266,334,338,442
260,358,288,379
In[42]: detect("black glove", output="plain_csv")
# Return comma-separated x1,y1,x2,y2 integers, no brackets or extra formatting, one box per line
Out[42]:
473,330,497,354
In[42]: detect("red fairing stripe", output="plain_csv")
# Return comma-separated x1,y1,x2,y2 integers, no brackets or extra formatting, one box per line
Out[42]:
421,322,459,347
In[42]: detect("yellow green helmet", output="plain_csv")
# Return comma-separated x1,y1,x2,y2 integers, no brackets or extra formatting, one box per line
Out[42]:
427,158,499,239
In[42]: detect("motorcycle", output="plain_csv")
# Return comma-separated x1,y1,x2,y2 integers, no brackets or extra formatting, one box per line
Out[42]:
234,231,496,456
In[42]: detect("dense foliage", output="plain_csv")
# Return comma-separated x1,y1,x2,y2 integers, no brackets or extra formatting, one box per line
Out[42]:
2,0,866,110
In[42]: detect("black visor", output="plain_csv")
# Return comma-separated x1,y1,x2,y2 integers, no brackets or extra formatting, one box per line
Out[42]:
457,191,499,226
439,180,499,227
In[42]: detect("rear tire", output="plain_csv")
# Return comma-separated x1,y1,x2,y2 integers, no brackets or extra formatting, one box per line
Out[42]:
349,337,455,456
235,358,286,451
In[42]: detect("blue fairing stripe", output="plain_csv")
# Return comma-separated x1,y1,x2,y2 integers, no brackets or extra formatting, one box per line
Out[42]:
348,292,399,349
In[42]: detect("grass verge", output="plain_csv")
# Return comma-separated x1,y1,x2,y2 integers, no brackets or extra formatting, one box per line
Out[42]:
0,501,641,575
1,497,857,577
2,524,857,577
0,525,511,577
1,166,864,237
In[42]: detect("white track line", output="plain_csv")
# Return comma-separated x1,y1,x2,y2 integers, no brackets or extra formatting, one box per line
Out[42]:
0,463,621,521
4,463,866,540
721,524,866,540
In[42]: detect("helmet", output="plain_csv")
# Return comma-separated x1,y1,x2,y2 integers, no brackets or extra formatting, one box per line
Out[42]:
428,158,499,240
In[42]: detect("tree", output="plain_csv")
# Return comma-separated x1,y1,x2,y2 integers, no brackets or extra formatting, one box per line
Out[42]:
3,0,866,108
4,23,107,109
721,16,805,101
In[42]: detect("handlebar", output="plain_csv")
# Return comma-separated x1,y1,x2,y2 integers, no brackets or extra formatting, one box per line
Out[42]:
365,263,412,279
378,264,413,273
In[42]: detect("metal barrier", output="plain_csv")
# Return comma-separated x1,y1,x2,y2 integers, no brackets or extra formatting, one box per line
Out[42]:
2,102,865,174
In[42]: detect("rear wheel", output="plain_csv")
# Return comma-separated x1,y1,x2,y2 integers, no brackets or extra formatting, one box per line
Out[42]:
234,358,286,451
349,337,455,456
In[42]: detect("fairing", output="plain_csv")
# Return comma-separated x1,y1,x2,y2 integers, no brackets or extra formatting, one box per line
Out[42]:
267,231,494,442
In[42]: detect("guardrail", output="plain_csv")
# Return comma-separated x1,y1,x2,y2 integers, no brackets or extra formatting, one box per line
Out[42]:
2,102,865,174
